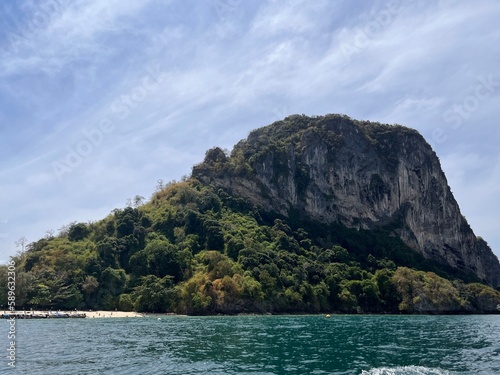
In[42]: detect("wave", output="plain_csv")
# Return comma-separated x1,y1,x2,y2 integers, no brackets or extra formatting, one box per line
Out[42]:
361,366,452,375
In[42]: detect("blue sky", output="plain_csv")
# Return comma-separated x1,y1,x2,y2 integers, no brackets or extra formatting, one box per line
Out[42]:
1,0,499,262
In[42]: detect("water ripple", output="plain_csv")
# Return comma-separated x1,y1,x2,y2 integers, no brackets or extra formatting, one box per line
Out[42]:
1,315,499,374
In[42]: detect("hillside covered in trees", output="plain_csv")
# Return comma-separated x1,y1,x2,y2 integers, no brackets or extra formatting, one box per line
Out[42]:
2,115,500,315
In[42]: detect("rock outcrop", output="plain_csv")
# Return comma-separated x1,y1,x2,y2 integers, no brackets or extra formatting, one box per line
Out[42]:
193,114,500,287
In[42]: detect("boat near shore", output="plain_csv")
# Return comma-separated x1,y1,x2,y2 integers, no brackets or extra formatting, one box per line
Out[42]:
1,311,86,319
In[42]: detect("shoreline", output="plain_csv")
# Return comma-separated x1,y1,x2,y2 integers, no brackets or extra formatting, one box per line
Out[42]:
3,310,499,319
2,310,147,319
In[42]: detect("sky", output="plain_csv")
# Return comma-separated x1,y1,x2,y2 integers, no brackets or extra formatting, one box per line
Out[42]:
1,0,499,263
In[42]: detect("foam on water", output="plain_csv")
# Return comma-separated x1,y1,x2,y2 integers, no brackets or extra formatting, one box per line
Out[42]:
361,366,452,375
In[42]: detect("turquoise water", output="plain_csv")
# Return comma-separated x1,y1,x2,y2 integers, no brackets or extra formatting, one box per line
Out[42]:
1,315,499,374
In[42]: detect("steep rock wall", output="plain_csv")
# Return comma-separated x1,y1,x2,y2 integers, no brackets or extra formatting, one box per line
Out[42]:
193,114,500,287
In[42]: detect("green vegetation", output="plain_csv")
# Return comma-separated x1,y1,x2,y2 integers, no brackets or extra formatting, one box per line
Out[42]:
2,178,499,314
192,113,426,181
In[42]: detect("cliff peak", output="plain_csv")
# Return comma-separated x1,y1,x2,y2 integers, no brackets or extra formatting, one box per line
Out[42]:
193,114,500,287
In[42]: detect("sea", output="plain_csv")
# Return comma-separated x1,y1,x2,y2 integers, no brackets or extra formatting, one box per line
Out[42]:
1,314,499,374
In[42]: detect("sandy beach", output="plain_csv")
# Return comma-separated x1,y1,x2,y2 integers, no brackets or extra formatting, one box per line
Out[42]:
80,310,146,318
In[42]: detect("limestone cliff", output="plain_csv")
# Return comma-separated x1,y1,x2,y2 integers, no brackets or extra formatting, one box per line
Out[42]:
193,114,500,287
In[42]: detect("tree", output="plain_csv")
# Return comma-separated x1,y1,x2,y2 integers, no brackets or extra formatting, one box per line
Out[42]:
133,275,177,312
97,267,127,309
373,268,399,311
15,236,27,252
129,239,183,281
156,179,165,192
204,220,225,250
82,275,99,307
68,223,90,241
96,238,121,268
115,207,139,238
58,222,76,236
203,147,228,165
133,195,145,208
118,294,135,311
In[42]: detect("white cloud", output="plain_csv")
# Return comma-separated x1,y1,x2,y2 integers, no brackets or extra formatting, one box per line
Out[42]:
251,0,331,36
2,0,155,70
1,0,499,261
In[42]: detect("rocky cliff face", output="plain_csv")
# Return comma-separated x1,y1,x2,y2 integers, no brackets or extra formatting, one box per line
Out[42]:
193,114,500,287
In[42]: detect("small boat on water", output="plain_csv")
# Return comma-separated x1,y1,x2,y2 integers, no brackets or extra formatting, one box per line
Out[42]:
69,313,87,318
1,313,46,319
1,312,86,319
51,312,69,318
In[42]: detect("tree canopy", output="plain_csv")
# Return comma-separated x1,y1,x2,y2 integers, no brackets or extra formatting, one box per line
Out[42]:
3,178,499,315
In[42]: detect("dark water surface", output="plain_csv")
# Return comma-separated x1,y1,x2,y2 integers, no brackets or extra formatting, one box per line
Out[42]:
1,315,499,374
